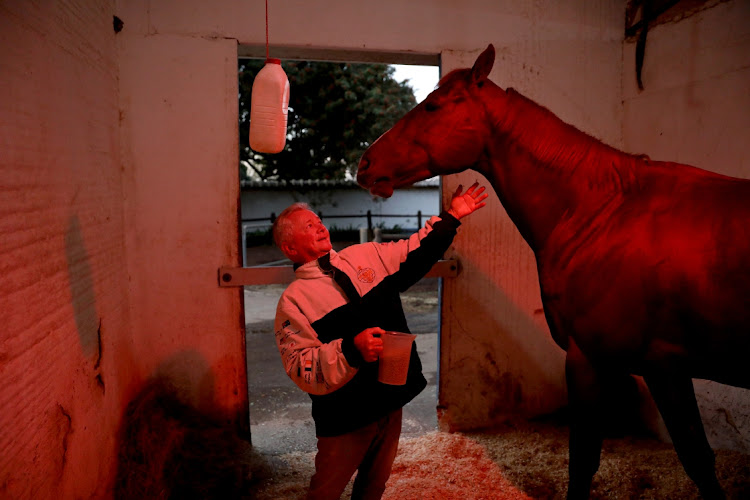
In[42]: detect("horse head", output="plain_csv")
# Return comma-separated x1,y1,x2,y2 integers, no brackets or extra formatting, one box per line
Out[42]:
357,44,497,198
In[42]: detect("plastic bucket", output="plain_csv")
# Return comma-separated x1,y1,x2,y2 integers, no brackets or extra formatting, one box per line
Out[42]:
378,332,417,385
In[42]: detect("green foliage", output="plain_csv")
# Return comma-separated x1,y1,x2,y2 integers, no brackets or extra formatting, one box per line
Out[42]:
244,228,274,247
239,60,417,182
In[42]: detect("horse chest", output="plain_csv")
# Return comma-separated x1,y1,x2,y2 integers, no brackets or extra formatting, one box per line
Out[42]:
536,236,657,361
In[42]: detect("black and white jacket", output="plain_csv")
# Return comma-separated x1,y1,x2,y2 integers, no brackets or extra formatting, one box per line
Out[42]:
273,212,461,437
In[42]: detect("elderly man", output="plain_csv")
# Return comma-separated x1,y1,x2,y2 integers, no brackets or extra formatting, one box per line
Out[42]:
272,182,487,500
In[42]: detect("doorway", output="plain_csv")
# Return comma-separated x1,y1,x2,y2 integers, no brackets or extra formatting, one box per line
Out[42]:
237,51,440,455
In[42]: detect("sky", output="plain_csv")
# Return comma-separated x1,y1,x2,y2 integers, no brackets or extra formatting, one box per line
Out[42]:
390,64,440,103
386,64,441,185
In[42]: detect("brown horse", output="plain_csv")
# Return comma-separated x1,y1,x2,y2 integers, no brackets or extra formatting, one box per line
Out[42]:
357,44,750,499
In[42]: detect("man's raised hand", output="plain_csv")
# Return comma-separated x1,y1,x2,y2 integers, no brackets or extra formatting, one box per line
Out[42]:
447,181,489,219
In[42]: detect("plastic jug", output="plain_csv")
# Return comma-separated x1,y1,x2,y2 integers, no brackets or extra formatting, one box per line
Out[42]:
249,58,290,154
378,332,417,385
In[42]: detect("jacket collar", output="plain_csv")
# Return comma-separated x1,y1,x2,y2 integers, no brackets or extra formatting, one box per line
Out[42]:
294,250,339,278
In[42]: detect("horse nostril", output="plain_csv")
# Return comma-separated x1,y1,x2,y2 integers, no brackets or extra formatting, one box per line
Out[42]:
358,157,370,172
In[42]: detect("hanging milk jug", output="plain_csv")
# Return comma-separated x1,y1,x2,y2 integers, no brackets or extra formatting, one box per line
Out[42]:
249,58,290,154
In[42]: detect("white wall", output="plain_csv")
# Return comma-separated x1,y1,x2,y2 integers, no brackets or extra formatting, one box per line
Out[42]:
241,183,440,233
623,1,750,179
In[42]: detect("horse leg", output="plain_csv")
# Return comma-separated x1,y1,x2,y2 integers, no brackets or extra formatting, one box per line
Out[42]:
643,370,725,500
564,338,605,500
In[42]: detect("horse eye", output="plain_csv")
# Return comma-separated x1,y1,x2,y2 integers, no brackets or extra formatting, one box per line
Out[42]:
424,102,439,112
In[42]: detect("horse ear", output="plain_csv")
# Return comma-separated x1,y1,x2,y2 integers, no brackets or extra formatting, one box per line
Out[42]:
471,44,495,83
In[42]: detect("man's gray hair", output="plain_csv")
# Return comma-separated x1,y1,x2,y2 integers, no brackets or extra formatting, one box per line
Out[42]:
272,202,312,249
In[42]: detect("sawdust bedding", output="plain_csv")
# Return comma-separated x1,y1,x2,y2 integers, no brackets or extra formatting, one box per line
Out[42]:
247,419,749,500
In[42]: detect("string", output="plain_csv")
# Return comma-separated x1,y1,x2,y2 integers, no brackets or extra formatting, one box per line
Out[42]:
265,0,269,60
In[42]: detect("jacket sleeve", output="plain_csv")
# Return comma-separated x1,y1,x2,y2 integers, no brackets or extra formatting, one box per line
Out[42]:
374,211,461,291
274,294,359,396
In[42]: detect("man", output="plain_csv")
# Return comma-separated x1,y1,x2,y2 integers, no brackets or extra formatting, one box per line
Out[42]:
272,182,488,500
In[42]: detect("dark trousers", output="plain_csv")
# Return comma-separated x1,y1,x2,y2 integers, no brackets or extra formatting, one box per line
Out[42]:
306,408,402,500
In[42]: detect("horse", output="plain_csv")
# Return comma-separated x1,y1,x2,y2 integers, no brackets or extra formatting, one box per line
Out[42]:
357,44,750,499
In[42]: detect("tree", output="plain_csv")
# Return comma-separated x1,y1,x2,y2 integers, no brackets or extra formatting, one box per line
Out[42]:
239,59,417,182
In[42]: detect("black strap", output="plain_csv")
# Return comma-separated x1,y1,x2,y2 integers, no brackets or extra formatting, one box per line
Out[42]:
317,253,361,303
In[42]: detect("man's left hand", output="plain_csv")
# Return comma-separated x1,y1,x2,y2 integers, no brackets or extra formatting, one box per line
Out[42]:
447,182,489,219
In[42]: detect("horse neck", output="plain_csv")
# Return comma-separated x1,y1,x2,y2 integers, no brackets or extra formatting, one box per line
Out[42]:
477,86,636,253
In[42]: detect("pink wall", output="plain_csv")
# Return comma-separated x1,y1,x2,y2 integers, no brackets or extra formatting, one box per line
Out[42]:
118,34,246,424
1,1,130,498
1,3,247,498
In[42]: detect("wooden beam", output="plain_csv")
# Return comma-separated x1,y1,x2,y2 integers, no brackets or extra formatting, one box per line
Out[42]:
238,45,439,66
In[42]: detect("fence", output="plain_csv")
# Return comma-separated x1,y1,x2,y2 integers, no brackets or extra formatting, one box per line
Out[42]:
242,210,433,234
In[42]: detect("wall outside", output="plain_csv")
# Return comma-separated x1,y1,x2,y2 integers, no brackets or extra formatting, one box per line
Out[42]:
241,183,440,234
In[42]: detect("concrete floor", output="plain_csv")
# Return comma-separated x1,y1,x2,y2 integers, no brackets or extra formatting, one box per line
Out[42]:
244,281,440,455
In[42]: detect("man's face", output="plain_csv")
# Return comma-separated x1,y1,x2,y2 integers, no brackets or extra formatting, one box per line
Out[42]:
284,209,332,264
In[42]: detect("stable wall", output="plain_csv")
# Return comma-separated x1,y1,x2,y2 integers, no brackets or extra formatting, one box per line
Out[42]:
118,33,247,424
1,2,129,498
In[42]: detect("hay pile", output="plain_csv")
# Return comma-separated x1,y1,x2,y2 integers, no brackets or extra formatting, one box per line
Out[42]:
114,379,268,500
247,419,749,500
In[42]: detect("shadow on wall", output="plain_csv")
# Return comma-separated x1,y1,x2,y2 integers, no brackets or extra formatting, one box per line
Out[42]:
114,375,271,499
65,215,101,362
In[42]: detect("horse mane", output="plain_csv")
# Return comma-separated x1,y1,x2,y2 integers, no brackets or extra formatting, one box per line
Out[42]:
498,88,642,193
